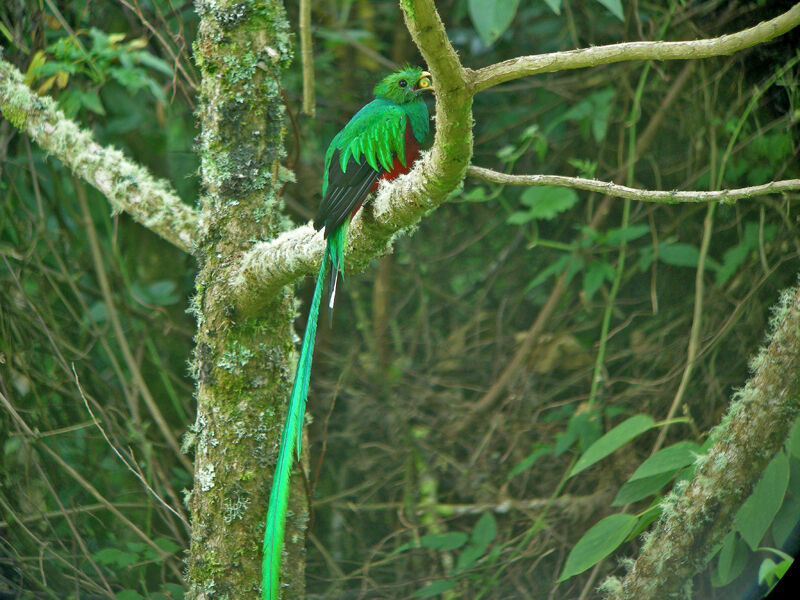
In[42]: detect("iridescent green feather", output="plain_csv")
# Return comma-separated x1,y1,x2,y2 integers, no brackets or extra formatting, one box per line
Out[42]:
263,66,430,600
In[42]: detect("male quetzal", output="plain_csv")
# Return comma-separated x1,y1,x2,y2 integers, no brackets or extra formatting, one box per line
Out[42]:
262,66,433,599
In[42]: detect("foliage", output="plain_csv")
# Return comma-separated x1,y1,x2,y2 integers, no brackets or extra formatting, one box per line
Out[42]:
2,0,799,599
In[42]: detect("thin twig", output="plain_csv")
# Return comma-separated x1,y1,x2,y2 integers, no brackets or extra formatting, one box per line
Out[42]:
74,365,190,528
467,166,800,203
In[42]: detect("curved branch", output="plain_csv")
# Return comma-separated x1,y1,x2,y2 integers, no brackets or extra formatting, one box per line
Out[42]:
0,55,199,253
470,5,800,92
233,0,473,315
467,166,800,203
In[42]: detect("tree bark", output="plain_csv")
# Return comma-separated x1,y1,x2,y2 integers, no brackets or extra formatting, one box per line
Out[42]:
185,1,305,598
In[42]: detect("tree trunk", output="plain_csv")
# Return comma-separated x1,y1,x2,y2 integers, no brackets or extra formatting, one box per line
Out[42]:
186,1,305,598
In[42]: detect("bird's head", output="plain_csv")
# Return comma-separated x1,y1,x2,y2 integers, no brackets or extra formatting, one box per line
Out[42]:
373,66,433,104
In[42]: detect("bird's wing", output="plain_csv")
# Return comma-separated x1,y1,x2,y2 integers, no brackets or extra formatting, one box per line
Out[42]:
314,101,408,236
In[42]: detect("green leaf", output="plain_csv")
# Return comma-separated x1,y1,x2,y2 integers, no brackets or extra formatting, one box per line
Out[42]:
454,513,497,572
593,0,624,20
518,186,579,221
626,504,661,541
419,532,469,551
612,471,675,506
508,444,552,479
759,557,792,588
93,547,138,568
134,51,173,76
413,579,458,597
81,89,106,115
583,261,615,301
570,415,655,477
471,512,497,548
543,0,563,14
507,210,535,225
555,410,602,456
590,89,615,142
148,280,180,305
558,514,637,581
657,243,701,268
715,222,771,287
468,0,520,46
735,451,790,549
604,224,650,246
163,583,185,599
759,558,778,586
772,485,800,548
456,543,484,573
525,254,571,291
628,441,700,481
712,532,749,587
154,537,181,554
461,186,489,203
116,591,144,600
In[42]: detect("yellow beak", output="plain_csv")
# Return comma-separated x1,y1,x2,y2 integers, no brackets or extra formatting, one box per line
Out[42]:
417,71,434,92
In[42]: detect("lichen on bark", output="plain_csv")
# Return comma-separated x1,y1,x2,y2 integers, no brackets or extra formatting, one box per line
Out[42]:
185,1,305,598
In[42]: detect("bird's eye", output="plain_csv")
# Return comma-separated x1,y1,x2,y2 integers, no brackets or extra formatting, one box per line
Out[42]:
398,79,408,88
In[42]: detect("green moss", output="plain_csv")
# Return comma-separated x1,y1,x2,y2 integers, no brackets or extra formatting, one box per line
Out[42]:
399,0,416,21
217,340,255,373
1,105,27,129
598,576,623,597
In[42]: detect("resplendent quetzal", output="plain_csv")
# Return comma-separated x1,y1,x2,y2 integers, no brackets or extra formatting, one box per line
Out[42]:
262,66,433,599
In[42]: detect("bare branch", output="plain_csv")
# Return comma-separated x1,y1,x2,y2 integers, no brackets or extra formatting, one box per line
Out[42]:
0,55,199,253
232,0,473,315
470,5,800,92
467,165,800,203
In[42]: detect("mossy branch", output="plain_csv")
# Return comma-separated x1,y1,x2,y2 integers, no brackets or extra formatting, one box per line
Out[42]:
604,283,800,600
0,54,199,253
231,3,800,316
232,0,473,316
467,166,800,203
470,4,800,92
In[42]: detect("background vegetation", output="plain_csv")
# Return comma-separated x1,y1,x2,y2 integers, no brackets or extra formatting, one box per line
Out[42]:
1,0,799,598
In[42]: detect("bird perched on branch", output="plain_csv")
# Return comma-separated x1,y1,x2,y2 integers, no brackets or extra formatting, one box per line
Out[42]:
262,65,433,600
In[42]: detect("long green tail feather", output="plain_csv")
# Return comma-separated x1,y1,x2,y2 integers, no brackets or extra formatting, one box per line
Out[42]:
262,250,329,600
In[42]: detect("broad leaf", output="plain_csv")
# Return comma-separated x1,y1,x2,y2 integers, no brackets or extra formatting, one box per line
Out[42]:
543,0,562,14
570,415,655,477
418,532,469,551
627,441,699,481
558,514,637,581
518,186,579,221
712,532,749,587
612,471,675,506
604,224,650,246
468,0,520,46
508,444,553,479
583,261,615,300
658,243,701,268
471,512,497,549
594,0,624,20
735,451,790,549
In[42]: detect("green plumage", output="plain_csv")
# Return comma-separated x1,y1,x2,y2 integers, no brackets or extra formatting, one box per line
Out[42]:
262,67,432,600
